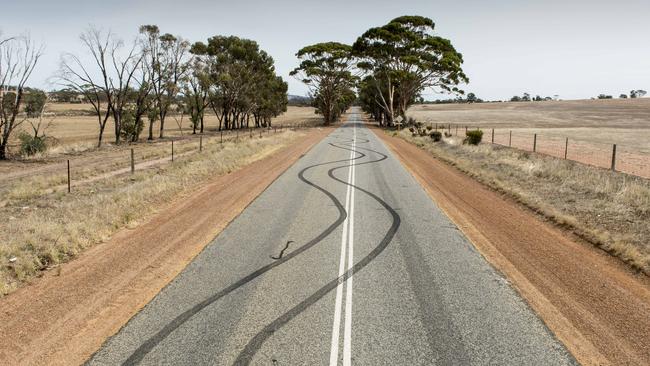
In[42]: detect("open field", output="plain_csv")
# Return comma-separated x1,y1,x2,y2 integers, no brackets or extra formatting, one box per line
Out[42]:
5,104,319,154
408,99,650,178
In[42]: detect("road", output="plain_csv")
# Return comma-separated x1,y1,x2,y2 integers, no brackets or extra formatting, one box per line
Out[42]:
89,109,575,365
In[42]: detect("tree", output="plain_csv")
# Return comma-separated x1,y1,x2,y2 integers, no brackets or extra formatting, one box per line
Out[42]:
466,92,477,103
139,25,189,139
193,35,285,130
183,55,211,134
510,95,521,102
620,94,628,99
59,27,116,147
290,42,356,124
630,89,647,98
0,34,43,159
353,16,468,123
24,89,47,118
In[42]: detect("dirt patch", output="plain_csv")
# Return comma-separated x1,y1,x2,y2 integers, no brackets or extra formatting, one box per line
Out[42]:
0,127,331,365
377,127,650,366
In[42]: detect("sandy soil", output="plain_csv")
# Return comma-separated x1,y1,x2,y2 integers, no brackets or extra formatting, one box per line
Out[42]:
0,127,331,365
378,128,650,366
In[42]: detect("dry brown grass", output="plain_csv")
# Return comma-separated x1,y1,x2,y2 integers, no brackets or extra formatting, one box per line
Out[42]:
0,130,304,295
6,105,318,155
408,98,650,153
394,129,650,274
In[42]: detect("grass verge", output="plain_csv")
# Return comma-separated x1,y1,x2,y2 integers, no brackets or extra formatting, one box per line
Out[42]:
393,129,650,275
0,130,303,295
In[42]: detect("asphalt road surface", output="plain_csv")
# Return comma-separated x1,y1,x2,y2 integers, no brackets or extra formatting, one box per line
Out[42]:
89,109,576,365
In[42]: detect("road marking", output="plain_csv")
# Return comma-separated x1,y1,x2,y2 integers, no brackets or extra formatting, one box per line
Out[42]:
343,123,356,366
329,125,354,366
329,120,356,366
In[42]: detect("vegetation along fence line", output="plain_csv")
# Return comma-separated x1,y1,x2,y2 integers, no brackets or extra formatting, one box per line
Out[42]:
54,123,308,193
426,123,650,180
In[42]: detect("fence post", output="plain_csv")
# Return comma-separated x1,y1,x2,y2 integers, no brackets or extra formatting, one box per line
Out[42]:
199,135,203,151
250,128,252,139
171,140,174,161
564,138,568,159
465,126,468,134
220,130,223,143
455,125,458,136
448,124,451,134
131,148,135,174
236,129,239,141
67,160,71,193
259,129,262,138
611,144,617,171
435,123,438,131
533,134,537,152
509,130,512,147
491,128,494,144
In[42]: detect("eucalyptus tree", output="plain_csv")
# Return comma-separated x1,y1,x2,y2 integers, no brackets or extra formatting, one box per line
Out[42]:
252,75,288,127
0,34,43,159
139,25,190,139
192,35,282,130
353,16,468,123
290,42,356,124
183,55,211,134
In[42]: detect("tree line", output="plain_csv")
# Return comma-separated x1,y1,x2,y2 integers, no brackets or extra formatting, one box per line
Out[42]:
292,16,468,126
0,26,288,159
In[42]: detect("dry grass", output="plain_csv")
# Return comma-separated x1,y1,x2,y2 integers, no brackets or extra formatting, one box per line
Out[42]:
0,130,304,295
395,129,650,274
408,98,650,153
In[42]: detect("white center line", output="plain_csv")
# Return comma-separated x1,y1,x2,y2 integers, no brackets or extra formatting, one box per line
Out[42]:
343,123,356,366
329,123,355,366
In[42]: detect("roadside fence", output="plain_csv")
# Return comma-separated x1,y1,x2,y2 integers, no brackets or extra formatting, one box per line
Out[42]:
426,123,650,179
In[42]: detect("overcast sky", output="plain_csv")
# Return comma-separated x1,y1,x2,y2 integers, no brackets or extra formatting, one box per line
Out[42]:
2,0,649,100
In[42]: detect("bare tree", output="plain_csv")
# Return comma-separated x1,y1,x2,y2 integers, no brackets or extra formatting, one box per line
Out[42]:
0,34,43,159
58,27,143,146
108,38,144,144
58,27,114,147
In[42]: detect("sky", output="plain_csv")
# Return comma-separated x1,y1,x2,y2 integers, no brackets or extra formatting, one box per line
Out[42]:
2,0,649,101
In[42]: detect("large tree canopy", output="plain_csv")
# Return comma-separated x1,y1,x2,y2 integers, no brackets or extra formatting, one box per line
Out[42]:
353,15,468,124
191,35,287,130
290,42,356,124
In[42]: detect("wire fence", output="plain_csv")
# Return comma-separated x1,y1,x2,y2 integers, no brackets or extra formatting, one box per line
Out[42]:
2,123,314,195
424,123,650,179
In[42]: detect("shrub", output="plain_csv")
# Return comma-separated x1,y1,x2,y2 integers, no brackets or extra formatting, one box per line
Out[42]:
119,108,143,142
18,132,47,156
430,131,442,142
464,129,483,145
426,125,433,131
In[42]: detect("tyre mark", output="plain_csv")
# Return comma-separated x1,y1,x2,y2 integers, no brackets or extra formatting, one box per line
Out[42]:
270,241,294,260
233,122,401,365
121,133,364,365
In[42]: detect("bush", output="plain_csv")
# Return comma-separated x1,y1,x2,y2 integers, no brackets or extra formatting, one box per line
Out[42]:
430,131,442,142
18,132,47,156
119,108,143,142
464,129,483,145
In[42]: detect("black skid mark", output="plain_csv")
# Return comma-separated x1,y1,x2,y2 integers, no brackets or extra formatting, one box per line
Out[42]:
121,133,365,365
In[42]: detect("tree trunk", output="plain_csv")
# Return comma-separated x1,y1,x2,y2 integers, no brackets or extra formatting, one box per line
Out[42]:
0,141,7,160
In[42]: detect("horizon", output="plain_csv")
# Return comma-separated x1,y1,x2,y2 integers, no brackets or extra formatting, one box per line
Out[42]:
2,0,649,101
